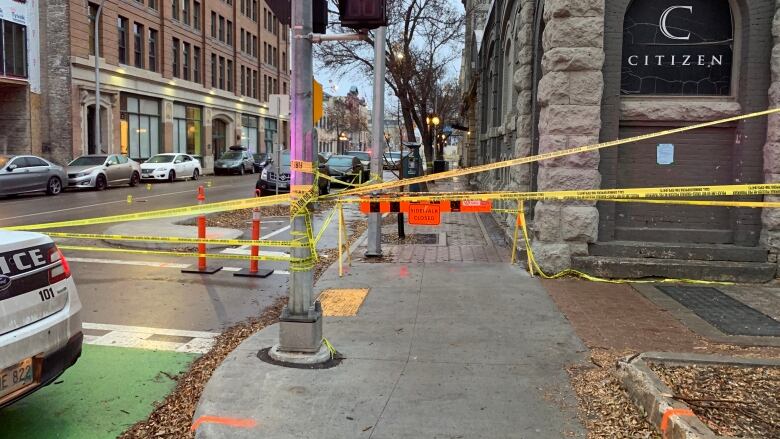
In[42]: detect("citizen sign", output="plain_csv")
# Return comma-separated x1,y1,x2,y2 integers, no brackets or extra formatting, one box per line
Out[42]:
621,0,733,96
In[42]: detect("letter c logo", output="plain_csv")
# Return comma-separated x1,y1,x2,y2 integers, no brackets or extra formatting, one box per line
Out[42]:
660,5,693,40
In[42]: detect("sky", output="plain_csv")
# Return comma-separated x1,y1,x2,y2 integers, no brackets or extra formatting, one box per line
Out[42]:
312,0,465,109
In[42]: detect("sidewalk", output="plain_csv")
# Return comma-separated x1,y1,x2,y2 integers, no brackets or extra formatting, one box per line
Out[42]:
193,182,588,438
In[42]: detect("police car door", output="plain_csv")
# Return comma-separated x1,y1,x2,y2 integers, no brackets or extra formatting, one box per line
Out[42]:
0,234,68,336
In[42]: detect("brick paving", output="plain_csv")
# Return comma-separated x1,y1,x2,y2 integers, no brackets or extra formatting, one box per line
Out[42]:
364,178,511,264
542,278,701,352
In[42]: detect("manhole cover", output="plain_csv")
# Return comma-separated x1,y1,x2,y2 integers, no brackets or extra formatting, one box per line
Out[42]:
656,286,780,337
381,233,438,244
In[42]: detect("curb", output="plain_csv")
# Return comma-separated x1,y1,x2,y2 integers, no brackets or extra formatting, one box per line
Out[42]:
616,352,780,439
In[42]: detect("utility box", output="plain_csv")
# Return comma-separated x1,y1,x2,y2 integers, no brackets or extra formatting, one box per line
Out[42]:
401,142,423,192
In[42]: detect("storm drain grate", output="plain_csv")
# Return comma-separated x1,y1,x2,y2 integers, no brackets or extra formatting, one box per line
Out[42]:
656,286,780,337
381,233,439,245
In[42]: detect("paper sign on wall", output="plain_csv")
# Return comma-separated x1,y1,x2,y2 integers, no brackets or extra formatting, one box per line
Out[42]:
657,143,674,165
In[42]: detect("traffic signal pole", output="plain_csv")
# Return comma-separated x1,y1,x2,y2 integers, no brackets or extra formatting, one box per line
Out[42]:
271,0,327,362
365,26,386,258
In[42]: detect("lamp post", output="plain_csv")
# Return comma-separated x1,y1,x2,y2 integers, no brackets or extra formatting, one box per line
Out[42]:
91,0,106,155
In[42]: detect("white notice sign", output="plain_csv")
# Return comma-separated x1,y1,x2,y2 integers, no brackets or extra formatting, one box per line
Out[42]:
657,143,674,165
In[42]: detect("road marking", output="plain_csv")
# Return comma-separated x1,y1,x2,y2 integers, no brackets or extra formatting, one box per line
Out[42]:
220,247,289,258
83,322,220,353
261,224,291,239
67,256,191,269
0,183,248,221
66,255,290,275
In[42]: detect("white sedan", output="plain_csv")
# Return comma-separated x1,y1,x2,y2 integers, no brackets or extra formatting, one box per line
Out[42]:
140,153,202,182
0,230,82,408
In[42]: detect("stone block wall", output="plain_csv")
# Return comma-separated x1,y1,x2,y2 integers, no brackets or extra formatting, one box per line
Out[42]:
761,3,780,261
531,0,605,273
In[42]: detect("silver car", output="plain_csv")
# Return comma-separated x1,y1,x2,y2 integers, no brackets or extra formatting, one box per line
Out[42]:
0,155,68,197
67,154,141,190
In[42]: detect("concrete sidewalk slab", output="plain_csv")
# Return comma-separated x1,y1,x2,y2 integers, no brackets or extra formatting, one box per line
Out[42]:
101,216,243,250
194,262,587,438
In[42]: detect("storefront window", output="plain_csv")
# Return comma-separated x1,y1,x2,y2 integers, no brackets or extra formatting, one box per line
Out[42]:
173,103,203,156
120,94,160,159
264,118,277,153
241,115,259,152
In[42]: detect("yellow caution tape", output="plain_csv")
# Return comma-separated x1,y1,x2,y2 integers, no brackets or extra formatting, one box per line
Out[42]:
337,183,780,204
44,232,308,247
5,194,291,231
57,245,304,263
513,201,733,285
314,205,338,246
332,107,780,197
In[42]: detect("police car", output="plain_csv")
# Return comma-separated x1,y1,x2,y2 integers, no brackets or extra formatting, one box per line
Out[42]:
0,230,82,408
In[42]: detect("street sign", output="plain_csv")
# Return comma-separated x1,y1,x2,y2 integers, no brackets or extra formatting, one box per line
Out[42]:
408,203,441,225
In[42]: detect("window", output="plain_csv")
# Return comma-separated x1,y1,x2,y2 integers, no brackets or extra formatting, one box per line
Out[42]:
283,81,287,95
241,115,259,152
282,51,286,70
133,23,144,68
120,94,161,159
173,104,203,155
194,46,201,83
240,30,245,52
218,16,224,42
227,21,233,46
149,0,158,10
148,29,158,72
88,3,102,57
172,38,180,78
227,60,233,92
240,0,246,15
252,70,257,99
272,78,277,94
183,0,190,25
1,20,26,77
252,36,257,57
117,17,128,64
252,1,258,21
240,66,245,95
193,1,201,30
182,42,190,80
272,47,277,67
264,118,277,153
218,56,225,89
211,12,216,37
172,0,179,20
211,53,217,87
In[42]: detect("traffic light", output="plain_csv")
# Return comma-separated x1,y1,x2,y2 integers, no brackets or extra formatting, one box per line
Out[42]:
313,0,328,34
338,0,387,30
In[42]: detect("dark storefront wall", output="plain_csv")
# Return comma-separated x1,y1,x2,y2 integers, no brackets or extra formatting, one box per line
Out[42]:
599,0,771,247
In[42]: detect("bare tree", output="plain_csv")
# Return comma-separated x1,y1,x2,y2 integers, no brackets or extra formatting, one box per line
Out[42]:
316,0,465,168
326,91,369,153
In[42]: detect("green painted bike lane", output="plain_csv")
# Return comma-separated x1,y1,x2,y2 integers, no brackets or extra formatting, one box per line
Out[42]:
0,344,196,439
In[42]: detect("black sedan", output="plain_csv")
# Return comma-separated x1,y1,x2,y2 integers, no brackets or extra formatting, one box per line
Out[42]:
252,153,269,173
323,155,366,187
256,151,330,196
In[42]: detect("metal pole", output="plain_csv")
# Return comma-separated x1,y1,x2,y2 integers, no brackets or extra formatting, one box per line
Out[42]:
365,26,386,258
93,0,105,154
275,0,323,357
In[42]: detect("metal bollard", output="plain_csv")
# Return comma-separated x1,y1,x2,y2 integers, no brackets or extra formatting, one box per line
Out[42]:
234,190,274,278
182,185,223,274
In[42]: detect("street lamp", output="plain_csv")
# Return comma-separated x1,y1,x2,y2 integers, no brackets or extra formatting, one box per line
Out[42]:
91,0,106,155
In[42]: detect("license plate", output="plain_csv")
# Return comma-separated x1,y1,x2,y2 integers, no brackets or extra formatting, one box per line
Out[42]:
0,358,35,400
278,182,288,189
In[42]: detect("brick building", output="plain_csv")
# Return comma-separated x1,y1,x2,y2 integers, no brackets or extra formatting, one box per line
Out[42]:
1,0,290,172
461,0,780,281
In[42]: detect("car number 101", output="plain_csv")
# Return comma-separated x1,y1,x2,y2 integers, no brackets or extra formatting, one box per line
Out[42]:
38,287,57,302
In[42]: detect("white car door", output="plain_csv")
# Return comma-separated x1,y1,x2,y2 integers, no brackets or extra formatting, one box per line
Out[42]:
173,155,186,177
184,155,195,177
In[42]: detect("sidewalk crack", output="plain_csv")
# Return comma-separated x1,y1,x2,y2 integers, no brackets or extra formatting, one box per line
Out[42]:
368,263,424,438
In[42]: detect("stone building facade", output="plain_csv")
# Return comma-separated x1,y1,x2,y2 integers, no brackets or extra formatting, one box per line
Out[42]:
2,0,291,172
461,0,780,281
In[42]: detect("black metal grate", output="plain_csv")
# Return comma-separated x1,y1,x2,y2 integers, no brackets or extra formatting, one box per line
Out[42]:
656,286,780,337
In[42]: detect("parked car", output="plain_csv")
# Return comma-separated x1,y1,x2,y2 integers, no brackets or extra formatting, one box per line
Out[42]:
252,153,270,173
214,146,255,175
256,151,330,196
0,230,82,409
344,150,371,169
324,155,366,187
140,153,202,182
0,155,68,197
67,154,141,190
382,151,408,170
